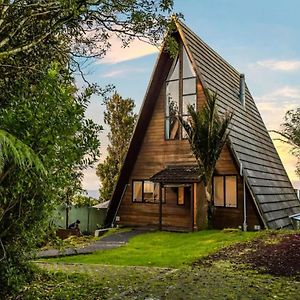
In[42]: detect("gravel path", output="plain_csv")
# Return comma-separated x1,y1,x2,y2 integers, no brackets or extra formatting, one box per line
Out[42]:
38,229,146,258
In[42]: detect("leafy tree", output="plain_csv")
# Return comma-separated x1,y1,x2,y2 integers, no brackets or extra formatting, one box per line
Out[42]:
0,64,102,295
97,92,137,202
179,91,233,228
0,1,177,62
272,107,300,177
72,194,98,208
0,0,177,295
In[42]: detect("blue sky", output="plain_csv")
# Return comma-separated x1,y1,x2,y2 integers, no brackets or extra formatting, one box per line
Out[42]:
82,0,300,195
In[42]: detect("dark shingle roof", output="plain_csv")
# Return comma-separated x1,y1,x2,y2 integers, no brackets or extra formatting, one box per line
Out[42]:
150,166,201,183
177,21,300,229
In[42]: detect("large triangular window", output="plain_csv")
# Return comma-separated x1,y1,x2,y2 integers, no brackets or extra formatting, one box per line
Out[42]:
165,45,197,140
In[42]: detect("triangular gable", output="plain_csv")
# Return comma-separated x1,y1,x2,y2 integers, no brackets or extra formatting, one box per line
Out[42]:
105,20,300,229
176,20,300,229
105,44,173,226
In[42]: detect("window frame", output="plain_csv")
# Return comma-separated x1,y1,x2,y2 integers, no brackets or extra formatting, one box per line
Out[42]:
131,180,165,204
164,43,197,141
213,175,238,208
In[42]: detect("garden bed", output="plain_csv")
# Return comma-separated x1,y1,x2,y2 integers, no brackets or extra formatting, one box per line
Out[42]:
195,232,300,278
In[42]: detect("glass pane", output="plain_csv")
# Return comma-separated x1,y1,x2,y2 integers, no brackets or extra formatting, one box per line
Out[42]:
144,181,154,202
183,78,196,95
167,56,179,81
133,181,142,202
214,176,224,206
166,81,179,117
183,47,196,78
183,94,196,115
178,186,185,205
225,176,237,207
182,116,192,139
165,117,180,140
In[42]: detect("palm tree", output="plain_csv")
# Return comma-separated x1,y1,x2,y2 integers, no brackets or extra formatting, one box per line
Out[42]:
179,90,233,228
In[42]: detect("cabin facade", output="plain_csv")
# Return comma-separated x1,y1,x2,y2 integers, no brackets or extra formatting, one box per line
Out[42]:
105,21,300,231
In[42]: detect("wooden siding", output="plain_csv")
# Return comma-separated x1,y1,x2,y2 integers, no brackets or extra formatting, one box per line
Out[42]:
116,72,261,230
116,80,205,230
178,21,300,229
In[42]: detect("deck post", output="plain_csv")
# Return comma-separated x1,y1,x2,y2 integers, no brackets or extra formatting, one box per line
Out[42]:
159,183,163,230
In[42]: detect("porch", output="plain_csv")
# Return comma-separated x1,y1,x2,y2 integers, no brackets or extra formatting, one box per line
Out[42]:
150,166,201,231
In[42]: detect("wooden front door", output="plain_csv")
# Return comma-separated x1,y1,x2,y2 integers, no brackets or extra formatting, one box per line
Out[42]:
161,184,193,230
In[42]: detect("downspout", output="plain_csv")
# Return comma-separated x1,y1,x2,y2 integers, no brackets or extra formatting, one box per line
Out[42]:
111,184,129,227
240,162,247,231
239,74,247,231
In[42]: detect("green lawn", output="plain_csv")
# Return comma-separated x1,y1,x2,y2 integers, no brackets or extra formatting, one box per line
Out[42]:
16,261,300,299
47,229,261,268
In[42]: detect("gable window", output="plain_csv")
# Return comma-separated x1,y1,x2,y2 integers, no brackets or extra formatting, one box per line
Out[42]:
132,180,164,203
213,175,237,208
165,45,196,140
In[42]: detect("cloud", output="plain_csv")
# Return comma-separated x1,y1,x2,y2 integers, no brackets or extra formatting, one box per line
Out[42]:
82,167,99,190
255,86,299,130
98,35,159,64
252,59,300,71
254,87,300,189
102,67,147,78
272,139,300,189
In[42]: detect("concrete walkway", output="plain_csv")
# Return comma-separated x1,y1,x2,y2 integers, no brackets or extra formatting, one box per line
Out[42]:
38,229,146,258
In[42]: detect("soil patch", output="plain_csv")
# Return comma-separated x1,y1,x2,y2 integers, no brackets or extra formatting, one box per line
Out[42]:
194,233,300,278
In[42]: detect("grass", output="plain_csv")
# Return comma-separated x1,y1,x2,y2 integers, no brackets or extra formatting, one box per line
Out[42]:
46,229,262,268
13,230,299,299
15,261,300,299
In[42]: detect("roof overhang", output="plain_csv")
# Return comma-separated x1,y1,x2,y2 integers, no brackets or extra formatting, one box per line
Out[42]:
150,165,201,183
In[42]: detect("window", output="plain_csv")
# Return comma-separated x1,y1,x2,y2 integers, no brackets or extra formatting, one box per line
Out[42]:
165,45,196,140
132,180,164,203
213,175,237,208
164,184,191,206
178,186,185,205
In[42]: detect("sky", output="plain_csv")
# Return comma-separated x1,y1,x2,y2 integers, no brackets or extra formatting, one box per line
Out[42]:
81,0,300,196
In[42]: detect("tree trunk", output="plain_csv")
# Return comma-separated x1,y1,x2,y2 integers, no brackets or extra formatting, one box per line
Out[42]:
205,183,214,229
196,181,208,230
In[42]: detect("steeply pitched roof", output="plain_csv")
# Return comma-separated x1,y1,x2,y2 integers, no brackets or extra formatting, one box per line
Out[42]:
176,21,300,229
150,166,201,183
105,20,300,229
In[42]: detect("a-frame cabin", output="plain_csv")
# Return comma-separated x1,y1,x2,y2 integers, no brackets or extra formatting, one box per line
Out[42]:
105,21,300,231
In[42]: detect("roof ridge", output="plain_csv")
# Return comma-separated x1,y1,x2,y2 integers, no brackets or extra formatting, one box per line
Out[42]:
175,19,241,76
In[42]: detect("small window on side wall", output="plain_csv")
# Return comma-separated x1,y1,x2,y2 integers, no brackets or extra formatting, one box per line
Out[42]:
133,181,143,202
132,180,164,204
213,175,237,208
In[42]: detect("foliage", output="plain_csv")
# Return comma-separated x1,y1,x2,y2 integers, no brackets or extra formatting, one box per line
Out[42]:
97,92,137,202
48,229,260,268
72,194,99,207
0,0,177,295
0,0,177,67
179,90,233,227
0,65,102,296
0,129,45,177
272,107,300,177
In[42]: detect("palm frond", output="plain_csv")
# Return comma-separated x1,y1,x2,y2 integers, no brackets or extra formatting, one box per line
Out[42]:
179,89,233,185
0,129,45,174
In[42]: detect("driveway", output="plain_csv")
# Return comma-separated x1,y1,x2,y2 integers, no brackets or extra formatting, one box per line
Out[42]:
38,229,146,258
